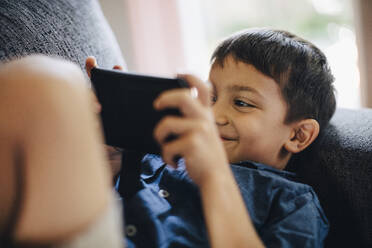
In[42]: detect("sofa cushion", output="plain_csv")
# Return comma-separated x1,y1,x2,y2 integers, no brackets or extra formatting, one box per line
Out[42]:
0,0,124,78
289,108,372,247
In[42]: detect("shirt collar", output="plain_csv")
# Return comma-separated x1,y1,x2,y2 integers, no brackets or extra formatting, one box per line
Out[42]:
232,160,298,181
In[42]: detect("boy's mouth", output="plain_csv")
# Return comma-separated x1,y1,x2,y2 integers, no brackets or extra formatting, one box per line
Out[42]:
220,136,237,141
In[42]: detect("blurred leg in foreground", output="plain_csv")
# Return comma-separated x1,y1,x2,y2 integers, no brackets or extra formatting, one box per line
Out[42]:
0,55,124,247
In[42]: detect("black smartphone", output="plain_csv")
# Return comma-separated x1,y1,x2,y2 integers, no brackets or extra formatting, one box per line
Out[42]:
90,67,189,154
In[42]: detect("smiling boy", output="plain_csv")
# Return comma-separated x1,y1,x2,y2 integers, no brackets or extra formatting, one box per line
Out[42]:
102,28,335,248
209,58,314,169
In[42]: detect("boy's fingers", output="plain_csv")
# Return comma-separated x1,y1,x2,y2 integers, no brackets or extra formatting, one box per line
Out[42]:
113,65,124,70
85,56,98,78
177,74,211,107
160,134,191,167
154,89,205,119
154,116,195,145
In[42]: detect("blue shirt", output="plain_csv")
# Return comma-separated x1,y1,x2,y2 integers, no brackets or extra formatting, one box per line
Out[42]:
116,154,329,247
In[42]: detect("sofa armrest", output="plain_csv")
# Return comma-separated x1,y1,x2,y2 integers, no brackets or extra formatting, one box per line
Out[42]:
291,108,372,247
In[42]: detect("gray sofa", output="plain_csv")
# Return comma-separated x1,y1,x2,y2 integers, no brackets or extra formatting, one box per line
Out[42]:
288,108,372,247
0,0,371,247
0,0,124,77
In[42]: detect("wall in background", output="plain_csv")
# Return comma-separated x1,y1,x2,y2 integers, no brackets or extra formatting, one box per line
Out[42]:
98,0,208,78
354,0,372,108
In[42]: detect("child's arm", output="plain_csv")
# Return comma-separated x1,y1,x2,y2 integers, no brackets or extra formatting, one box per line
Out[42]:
153,74,264,248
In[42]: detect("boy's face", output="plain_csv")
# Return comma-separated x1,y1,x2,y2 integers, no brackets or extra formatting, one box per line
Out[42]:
208,55,293,169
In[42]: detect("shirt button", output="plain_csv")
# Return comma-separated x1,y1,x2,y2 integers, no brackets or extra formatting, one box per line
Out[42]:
158,189,170,198
126,225,137,237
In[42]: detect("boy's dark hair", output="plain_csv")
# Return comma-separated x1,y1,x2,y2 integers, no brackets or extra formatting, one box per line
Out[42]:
211,28,336,130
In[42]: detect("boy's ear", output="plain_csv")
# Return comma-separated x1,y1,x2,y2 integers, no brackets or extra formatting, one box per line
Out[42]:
284,119,320,154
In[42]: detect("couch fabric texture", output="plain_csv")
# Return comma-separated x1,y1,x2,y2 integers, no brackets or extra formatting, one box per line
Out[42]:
289,108,372,247
0,0,125,80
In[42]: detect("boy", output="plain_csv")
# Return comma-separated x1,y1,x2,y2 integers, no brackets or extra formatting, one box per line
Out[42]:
89,28,335,247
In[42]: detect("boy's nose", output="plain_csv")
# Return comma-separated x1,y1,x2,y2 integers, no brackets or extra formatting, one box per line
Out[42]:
213,106,229,126
215,116,229,126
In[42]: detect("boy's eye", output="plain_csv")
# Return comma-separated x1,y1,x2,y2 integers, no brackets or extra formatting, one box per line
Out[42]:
234,99,255,108
211,95,217,104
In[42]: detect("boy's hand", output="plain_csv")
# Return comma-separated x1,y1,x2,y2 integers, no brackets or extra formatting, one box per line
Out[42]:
153,74,230,186
85,56,124,177
85,57,124,115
